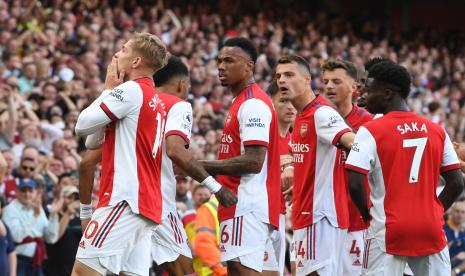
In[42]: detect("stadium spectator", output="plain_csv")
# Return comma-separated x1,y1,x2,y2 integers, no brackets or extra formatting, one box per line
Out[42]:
2,179,62,276
445,201,465,276
43,186,81,276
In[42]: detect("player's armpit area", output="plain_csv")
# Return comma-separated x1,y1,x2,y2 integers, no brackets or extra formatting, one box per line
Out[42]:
348,170,370,223
201,145,267,176
439,168,464,211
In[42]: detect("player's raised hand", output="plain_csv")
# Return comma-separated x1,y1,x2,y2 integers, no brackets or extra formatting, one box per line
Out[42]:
215,187,237,208
104,57,125,90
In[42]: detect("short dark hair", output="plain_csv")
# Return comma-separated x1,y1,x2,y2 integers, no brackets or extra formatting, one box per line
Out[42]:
266,79,279,97
368,61,411,99
153,56,189,87
428,101,441,113
277,55,311,75
222,37,258,63
321,60,358,80
364,57,392,72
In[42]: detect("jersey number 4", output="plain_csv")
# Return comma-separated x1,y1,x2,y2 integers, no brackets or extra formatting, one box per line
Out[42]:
402,137,427,183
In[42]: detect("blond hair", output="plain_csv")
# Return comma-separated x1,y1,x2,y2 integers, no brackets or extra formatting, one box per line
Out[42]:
131,32,169,72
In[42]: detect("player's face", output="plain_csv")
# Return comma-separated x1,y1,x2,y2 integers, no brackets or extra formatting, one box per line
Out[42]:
275,62,310,102
356,71,368,107
178,76,190,100
217,47,253,87
113,39,138,78
323,68,356,106
363,78,388,114
272,92,296,125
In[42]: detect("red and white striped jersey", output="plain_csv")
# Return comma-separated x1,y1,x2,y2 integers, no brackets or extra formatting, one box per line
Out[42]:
216,83,281,228
291,95,351,230
345,111,460,256
158,93,193,219
98,77,166,224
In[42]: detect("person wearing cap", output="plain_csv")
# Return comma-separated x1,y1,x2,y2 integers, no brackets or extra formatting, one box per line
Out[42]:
2,178,63,276
43,185,81,276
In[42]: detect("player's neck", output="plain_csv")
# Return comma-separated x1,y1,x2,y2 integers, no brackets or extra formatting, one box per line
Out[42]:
278,122,290,137
230,78,255,97
336,100,353,118
128,70,153,82
384,98,409,114
293,89,315,113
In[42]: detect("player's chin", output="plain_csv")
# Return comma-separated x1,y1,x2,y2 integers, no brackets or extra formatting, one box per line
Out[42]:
219,79,230,87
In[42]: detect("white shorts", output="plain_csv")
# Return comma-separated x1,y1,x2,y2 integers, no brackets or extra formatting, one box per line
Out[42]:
342,230,366,276
363,238,450,276
76,201,156,275
122,212,192,273
220,212,272,272
263,214,286,275
292,218,347,276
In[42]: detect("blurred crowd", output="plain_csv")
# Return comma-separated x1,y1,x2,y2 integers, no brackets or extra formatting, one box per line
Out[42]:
0,0,464,275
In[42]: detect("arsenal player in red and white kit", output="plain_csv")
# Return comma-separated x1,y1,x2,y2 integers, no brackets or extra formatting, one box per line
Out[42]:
77,56,236,276
346,61,464,275
201,37,281,274
73,33,170,276
275,55,355,276
322,60,374,276
263,80,296,275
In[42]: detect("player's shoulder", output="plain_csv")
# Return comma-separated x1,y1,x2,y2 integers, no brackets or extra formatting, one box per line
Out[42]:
158,93,189,110
353,105,375,120
241,83,271,104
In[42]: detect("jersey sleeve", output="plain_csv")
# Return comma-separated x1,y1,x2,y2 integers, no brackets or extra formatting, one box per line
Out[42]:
238,98,272,147
345,126,377,175
441,132,461,173
75,90,112,136
100,81,142,121
314,106,352,145
165,101,193,144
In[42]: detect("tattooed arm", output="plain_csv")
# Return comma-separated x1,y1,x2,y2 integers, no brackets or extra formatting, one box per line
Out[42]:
166,135,237,207
200,145,267,176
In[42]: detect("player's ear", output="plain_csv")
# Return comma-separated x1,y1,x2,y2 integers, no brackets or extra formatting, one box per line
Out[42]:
304,73,312,87
246,60,254,74
132,57,142,69
384,88,394,101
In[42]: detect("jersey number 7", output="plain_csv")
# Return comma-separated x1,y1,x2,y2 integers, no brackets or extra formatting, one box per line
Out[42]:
402,137,427,183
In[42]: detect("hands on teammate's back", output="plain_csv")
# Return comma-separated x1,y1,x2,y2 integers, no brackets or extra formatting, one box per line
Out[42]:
215,187,237,207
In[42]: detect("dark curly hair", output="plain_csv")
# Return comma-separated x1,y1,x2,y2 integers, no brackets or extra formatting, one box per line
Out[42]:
368,61,411,99
364,57,393,72
222,37,258,63
153,55,189,87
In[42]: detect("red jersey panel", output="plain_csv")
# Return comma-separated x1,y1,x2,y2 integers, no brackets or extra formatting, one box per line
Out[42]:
291,95,351,230
346,111,461,256
216,83,281,228
98,77,166,224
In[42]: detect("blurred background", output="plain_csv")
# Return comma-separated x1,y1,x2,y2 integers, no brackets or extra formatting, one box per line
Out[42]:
0,0,465,275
